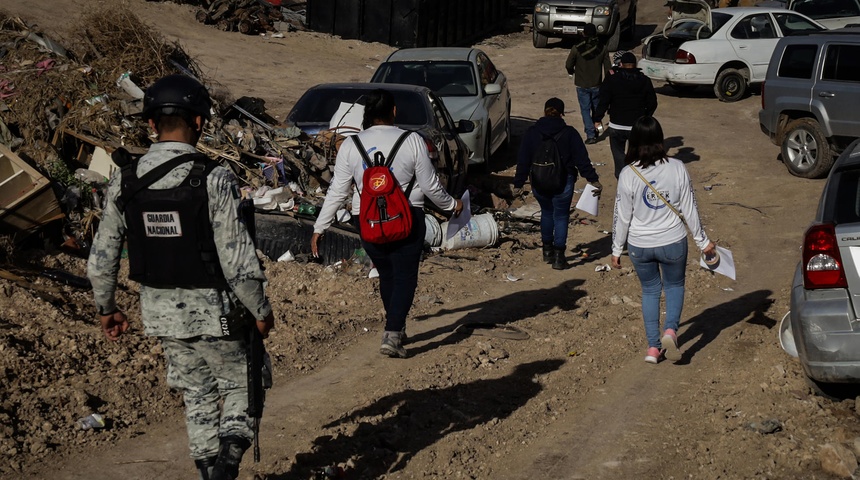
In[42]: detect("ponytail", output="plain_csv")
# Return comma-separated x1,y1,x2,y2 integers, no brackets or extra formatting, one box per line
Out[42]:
362,89,396,129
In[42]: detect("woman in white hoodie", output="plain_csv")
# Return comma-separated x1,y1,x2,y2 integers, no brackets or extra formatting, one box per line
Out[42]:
611,116,716,364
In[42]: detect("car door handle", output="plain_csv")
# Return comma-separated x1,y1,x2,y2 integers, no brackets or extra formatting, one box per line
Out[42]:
819,91,836,98
738,45,748,49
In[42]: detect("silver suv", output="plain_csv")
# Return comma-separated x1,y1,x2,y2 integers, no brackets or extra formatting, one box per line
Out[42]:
759,28,860,178
781,139,860,392
532,0,637,50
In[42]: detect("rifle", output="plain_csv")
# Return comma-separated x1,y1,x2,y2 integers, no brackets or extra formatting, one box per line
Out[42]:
238,197,270,463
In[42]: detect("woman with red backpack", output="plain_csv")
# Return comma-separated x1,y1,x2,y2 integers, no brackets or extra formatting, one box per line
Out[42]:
311,89,463,358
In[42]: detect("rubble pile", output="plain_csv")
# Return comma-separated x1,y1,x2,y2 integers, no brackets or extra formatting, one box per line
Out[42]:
154,0,307,34
0,7,342,253
0,9,202,168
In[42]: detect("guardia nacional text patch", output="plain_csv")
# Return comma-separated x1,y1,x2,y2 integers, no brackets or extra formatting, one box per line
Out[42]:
143,211,182,237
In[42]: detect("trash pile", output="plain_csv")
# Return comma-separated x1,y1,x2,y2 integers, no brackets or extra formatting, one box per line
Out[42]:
0,7,343,255
157,0,307,34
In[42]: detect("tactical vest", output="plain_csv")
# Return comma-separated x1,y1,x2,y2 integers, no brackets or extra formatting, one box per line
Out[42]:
117,152,228,289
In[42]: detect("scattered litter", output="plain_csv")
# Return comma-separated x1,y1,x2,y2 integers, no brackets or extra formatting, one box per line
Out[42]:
368,267,379,279
505,273,521,282
722,287,734,291
76,413,105,430
568,350,580,357
600,230,610,234
277,250,295,262
747,419,782,435
595,264,611,272
592,162,606,166
272,32,284,38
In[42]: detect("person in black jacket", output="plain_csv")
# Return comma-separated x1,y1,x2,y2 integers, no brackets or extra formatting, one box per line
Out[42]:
513,97,602,270
592,52,659,178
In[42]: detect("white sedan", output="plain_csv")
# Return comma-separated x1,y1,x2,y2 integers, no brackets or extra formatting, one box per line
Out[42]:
639,0,824,101
371,47,512,169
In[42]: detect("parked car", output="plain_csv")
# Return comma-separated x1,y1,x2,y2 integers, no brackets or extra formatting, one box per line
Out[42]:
370,48,511,169
532,0,637,50
286,83,472,197
638,0,824,102
759,28,860,178
788,0,860,29
780,139,860,391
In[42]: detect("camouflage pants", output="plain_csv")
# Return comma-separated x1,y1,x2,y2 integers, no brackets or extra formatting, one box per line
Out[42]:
161,335,252,459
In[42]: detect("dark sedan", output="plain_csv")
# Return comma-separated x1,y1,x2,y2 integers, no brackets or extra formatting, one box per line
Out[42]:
286,83,472,197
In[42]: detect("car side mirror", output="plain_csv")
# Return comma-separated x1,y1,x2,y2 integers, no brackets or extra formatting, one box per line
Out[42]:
457,120,475,133
484,83,502,95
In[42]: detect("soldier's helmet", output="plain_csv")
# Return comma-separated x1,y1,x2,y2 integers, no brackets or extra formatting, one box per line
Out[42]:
142,74,212,121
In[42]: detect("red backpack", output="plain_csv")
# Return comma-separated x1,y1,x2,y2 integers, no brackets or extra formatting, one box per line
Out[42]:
351,131,415,244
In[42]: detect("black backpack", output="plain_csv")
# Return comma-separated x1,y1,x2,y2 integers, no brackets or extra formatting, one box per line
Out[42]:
530,129,567,195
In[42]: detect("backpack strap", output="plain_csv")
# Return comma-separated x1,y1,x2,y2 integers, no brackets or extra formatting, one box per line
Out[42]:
386,131,416,197
350,135,374,167
351,132,417,197
117,152,208,212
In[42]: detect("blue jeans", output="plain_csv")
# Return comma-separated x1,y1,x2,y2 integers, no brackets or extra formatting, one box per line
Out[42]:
532,174,575,248
627,239,687,349
576,86,601,140
359,207,426,333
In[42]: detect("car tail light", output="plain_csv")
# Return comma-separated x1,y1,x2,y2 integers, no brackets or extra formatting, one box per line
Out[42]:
423,136,439,160
802,223,848,289
675,49,696,64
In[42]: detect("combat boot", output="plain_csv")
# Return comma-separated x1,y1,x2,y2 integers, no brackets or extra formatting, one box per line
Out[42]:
552,246,568,270
542,244,553,263
210,435,251,480
195,456,217,480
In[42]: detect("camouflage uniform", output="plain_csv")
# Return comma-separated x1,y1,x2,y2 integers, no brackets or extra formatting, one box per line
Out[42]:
87,141,272,460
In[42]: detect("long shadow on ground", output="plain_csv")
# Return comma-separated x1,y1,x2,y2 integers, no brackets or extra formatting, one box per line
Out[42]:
407,279,586,356
676,289,774,365
267,359,565,479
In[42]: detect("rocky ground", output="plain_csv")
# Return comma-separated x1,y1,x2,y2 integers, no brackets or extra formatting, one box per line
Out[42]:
2,0,860,479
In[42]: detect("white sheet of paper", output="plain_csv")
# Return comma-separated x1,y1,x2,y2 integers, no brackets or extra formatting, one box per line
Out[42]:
575,184,599,216
329,102,365,132
445,190,472,240
699,246,736,280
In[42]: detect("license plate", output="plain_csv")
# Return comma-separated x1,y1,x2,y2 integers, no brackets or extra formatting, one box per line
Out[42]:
562,26,579,34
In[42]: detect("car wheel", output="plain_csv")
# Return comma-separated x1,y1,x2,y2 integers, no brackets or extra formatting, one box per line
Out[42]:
623,8,636,41
476,126,493,173
805,376,860,400
781,118,834,178
607,24,621,51
533,30,548,48
502,103,512,150
713,68,747,102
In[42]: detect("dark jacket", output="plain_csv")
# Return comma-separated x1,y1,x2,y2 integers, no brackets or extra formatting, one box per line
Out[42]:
565,37,611,88
514,116,599,189
593,67,658,127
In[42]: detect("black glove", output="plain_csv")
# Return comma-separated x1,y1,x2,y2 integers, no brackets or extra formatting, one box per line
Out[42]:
590,181,603,197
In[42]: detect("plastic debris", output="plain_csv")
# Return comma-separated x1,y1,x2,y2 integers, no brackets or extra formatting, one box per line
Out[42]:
595,264,611,272
277,250,295,262
76,413,105,430
505,273,521,282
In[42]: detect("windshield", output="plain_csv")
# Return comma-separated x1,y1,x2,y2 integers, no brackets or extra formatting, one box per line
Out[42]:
287,88,429,127
372,61,478,97
792,0,860,19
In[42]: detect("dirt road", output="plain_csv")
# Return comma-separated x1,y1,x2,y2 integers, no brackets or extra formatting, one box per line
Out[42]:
3,0,858,479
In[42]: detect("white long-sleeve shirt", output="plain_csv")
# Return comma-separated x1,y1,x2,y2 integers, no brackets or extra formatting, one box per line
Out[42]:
612,157,710,256
314,125,457,234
